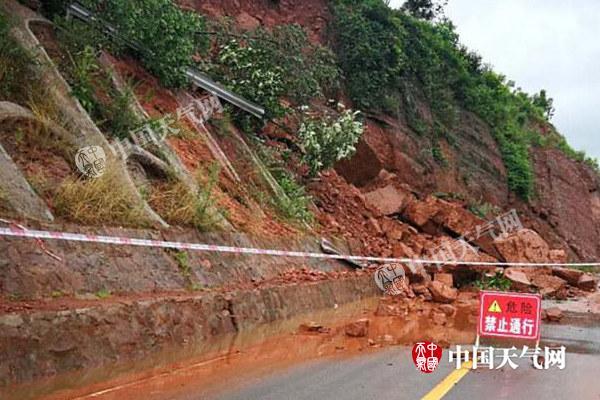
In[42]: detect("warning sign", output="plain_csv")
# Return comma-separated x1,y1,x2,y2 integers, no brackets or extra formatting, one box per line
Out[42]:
488,300,502,313
478,291,542,340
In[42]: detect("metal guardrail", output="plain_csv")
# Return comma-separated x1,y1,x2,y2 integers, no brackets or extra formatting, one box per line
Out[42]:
184,69,264,118
66,2,265,119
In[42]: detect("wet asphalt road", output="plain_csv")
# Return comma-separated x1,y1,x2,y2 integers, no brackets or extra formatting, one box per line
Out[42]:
204,322,600,400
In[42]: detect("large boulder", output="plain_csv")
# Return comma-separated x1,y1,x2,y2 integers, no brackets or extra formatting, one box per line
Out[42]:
403,263,431,284
380,218,407,242
428,281,458,303
345,319,370,337
403,196,441,227
430,238,498,276
494,229,552,263
432,203,483,238
403,196,484,238
552,267,584,286
434,273,454,287
531,274,567,298
578,273,598,291
363,185,414,216
504,268,532,291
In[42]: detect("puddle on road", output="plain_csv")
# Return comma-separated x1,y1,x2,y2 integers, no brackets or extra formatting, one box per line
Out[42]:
4,297,479,400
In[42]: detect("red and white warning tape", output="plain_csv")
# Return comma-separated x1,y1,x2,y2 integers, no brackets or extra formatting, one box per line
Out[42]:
1,224,599,267
0,219,62,262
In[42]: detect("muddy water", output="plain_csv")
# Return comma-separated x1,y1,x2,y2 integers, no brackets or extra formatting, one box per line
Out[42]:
5,297,477,400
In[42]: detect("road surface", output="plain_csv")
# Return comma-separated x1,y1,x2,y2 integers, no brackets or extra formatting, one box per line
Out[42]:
199,322,600,400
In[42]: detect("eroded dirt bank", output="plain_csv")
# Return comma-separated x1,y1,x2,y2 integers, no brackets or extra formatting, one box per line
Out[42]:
0,268,378,391
9,293,477,400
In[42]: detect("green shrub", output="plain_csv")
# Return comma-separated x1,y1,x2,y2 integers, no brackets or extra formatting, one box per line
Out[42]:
213,38,287,129
95,288,111,299
194,163,224,231
251,25,340,104
474,271,511,291
431,142,447,166
498,134,534,200
331,0,404,111
69,45,99,113
174,251,191,278
54,16,120,55
59,41,140,139
270,171,314,224
254,142,314,224
74,0,207,87
297,105,364,176
208,23,340,130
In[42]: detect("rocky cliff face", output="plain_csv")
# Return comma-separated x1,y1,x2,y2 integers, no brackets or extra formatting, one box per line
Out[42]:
336,108,600,261
187,0,600,262
529,148,600,260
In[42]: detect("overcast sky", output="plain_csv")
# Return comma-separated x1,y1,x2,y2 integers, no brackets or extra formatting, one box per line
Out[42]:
389,0,600,160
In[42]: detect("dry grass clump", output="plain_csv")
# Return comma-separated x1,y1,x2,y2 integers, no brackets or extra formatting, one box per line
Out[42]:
54,167,149,226
147,179,197,225
147,164,224,230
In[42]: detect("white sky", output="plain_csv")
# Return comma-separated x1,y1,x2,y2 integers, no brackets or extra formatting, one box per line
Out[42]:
389,0,600,160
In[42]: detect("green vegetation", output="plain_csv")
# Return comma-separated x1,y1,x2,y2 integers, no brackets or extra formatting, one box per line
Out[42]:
212,38,286,131
95,288,111,299
254,142,314,224
573,265,600,273
297,105,364,176
71,0,207,87
57,36,140,139
270,169,314,224
474,271,512,291
173,251,191,278
207,23,339,130
330,0,403,112
45,15,142,139
147,164,225,230
42,0,206,87
431,143,447,167
401,0,447,21
329,0,597,200
194,163,224,230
